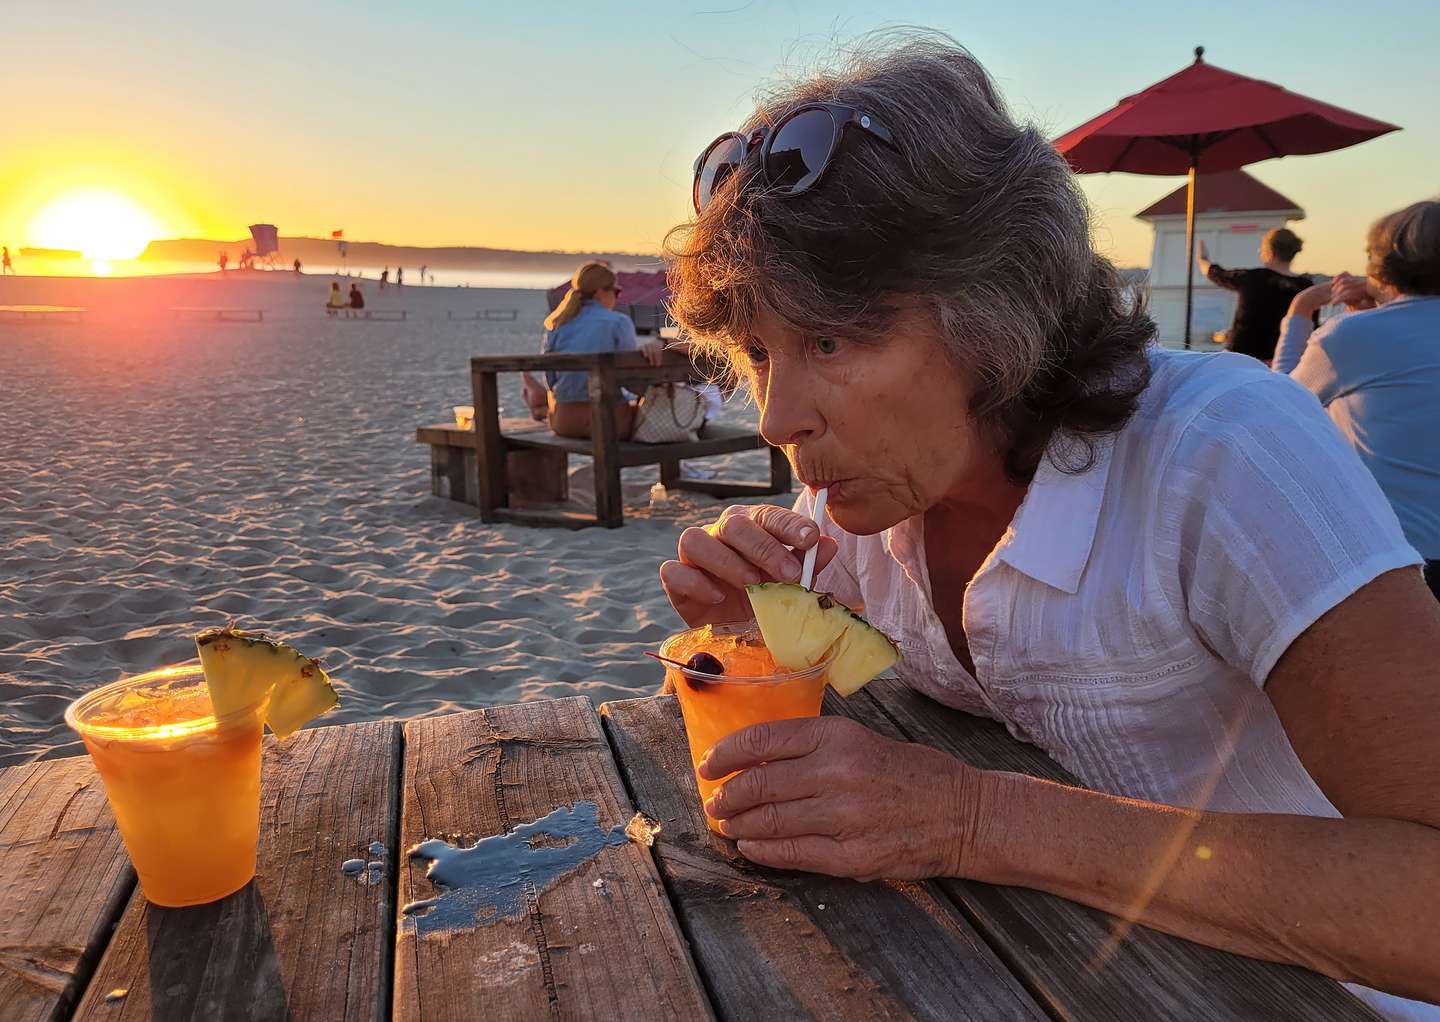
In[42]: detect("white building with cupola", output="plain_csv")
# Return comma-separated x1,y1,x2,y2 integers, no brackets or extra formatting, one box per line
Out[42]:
1137,169,1305,347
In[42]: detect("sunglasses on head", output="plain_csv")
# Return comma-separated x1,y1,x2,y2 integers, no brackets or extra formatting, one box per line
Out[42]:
693,101,898,213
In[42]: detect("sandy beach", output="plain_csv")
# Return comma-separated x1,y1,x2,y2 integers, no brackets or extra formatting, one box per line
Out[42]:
0,271,776,766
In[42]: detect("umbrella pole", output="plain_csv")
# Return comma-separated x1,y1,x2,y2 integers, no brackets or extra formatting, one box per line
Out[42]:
1183,156,1197,350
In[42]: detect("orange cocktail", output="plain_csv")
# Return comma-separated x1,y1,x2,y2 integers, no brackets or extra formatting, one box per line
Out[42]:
661,623,828,834
65,663,267,907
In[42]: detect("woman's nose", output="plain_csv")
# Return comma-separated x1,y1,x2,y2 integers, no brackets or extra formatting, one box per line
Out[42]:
757,362,822,448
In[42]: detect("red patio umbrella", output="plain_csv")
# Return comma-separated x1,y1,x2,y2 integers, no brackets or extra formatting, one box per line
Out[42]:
1055,47,1399,347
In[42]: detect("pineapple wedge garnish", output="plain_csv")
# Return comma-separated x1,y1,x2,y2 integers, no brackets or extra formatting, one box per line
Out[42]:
746,583,900,696
195,626,339,739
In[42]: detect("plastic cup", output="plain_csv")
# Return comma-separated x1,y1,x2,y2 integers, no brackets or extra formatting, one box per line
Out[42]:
453,405,475,429
660,623,829,834
65,663,268,907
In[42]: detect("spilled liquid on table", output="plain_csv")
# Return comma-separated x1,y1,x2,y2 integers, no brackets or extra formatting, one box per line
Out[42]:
402,802,636,937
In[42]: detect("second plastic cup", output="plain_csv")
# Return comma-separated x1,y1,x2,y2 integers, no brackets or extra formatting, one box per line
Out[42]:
661,623,829,834
65,663,268,907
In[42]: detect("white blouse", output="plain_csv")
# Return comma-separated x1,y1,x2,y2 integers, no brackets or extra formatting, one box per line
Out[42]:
800,347,1431,1021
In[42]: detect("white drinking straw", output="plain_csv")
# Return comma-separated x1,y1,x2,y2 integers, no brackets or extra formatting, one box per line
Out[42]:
798,486,828,590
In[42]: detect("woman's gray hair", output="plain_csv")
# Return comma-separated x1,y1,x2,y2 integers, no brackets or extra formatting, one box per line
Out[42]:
666,31,1154,482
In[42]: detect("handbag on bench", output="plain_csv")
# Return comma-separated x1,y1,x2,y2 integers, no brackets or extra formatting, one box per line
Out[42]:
631,382,707,444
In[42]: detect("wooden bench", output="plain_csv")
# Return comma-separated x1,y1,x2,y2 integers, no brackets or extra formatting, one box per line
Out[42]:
416,350,791,528
0,304,86,323
169,307,265,322
447,309,519,321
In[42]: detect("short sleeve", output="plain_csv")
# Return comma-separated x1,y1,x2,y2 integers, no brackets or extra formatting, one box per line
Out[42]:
1160,374,1421,686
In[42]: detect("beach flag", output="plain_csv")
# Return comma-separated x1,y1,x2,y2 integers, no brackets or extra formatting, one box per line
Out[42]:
331,229,344,239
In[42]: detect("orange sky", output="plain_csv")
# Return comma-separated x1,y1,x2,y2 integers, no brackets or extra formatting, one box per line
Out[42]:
2,3,1435,275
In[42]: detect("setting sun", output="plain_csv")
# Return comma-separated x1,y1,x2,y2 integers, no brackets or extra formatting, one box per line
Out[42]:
28,189,165,266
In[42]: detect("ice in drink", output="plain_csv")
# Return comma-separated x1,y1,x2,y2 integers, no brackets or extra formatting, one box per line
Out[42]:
660,623,828,834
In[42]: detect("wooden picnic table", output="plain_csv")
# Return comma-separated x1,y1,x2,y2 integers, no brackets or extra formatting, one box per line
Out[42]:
2,682,1381,1021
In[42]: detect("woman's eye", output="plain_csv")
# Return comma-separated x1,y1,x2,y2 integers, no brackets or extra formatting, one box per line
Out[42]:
743,342,769,365
814,335,840,355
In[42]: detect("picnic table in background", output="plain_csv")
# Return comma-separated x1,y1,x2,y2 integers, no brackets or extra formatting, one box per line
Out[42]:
1,684,1381,1020
417,349,791,529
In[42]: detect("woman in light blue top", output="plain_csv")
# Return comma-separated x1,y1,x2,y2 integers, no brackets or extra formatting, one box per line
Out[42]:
522,261,661,439
1276,201,1440,597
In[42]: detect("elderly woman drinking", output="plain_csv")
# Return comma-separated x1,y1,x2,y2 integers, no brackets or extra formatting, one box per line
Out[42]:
658,36,1440,1020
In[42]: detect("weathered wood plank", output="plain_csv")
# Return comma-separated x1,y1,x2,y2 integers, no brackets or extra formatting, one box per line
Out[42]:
472,350,686,374
588,358,624,529
73,719,402,1022
471,368,508,522
849,678,1382,1022
0,756,133,1022
421,422,763,466
599,694,1046,1022
395,697,711,1022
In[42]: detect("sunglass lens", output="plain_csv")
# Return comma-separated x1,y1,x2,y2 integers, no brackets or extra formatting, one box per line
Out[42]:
696,136,747,211
766,108,835,193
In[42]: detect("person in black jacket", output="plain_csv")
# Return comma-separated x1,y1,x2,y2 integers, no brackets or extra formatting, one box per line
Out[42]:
1198,228,1312,363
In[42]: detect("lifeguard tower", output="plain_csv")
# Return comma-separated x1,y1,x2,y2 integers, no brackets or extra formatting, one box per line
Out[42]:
1137,170,1304,347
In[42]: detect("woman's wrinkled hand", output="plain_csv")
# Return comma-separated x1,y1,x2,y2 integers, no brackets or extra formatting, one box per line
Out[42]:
698,716,988,882
660,504,838,628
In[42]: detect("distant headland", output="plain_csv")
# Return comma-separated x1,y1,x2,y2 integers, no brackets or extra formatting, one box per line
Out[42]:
139,237,662,273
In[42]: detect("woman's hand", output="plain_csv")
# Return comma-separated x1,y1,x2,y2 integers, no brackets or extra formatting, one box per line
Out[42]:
1330,271,1378,310
661,504,838,627
698,716,988,882
639,340,665,367
1197,239,1210,262
1288,281,1335,319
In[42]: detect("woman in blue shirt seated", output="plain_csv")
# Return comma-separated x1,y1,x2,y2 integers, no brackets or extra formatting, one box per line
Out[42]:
1274,200,1440,598
522,261,661,439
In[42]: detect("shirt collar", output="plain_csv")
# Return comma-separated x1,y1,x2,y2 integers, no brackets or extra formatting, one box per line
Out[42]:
995,437,1115,594
879,435,1116,597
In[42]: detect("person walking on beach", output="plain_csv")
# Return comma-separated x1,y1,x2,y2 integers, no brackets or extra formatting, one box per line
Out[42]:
218,250,229,274
293,258,303,275
397,267,404,288
325,281,347,317
419,264,427,285
348,282,365,318
1198,229,1312,364
380,268,389,290
2,246,13,275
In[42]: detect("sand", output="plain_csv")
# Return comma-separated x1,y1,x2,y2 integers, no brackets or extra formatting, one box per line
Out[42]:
0,271,779,766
